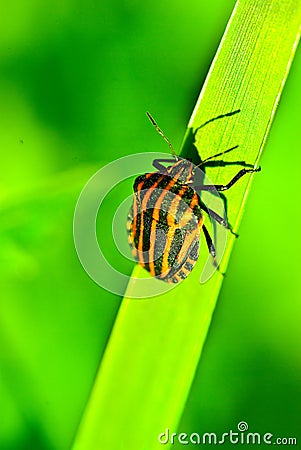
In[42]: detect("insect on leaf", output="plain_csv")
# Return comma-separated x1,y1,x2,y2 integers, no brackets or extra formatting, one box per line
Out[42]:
72,1,301,449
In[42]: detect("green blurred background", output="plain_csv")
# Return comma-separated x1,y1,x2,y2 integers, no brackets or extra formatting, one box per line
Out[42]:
0,1,300,449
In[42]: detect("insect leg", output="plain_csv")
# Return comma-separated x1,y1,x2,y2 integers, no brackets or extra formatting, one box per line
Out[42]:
195,167,261,192
153,158,177,171
198,145,254,170
198,145,239,166
200,206,238,237
202,160,254,169
202,224,217,264
202,225,224,276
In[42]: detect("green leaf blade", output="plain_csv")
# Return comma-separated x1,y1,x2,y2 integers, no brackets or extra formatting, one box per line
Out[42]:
73,1,301,449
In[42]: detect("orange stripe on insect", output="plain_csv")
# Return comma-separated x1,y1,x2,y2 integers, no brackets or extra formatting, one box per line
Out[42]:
137,174,165,262
171,228,199,276
160,185,189,275
131,175,154,242
148,176,180,276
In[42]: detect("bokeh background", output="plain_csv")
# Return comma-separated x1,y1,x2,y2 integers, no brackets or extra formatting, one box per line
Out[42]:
1,1,300,449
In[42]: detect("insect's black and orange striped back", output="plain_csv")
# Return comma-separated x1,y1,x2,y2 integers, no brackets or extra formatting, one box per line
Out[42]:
127,160,204,283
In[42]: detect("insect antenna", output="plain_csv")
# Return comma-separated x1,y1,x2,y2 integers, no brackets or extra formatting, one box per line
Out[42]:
146,112,178,159
198,145,239,167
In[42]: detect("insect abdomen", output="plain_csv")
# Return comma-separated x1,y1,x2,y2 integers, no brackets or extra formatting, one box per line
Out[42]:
128,172,203,283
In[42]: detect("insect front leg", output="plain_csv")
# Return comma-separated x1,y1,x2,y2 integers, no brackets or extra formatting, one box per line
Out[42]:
202,160,254,169
152,158,177,172
195,167,261,192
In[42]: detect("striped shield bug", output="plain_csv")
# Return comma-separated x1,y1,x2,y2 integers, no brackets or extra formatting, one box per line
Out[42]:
127,110,260,284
